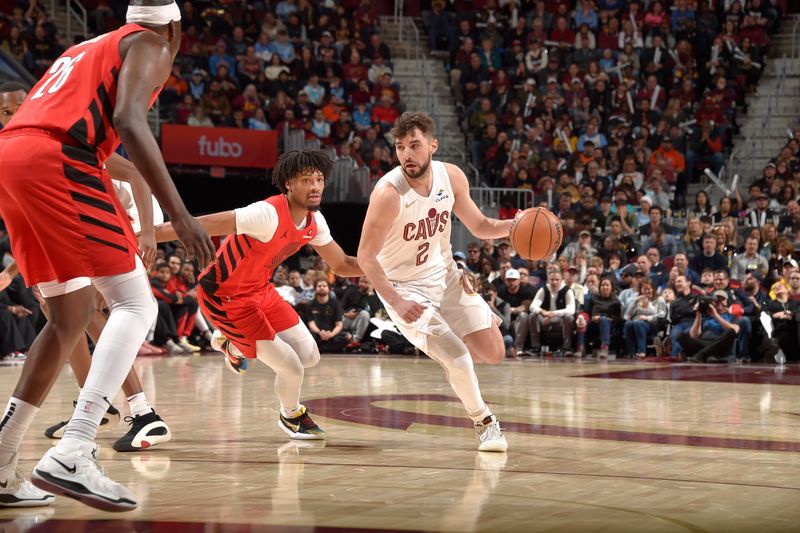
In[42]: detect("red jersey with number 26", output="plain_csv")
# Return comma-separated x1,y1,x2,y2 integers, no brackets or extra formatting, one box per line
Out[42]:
198,195,319,299
1,24,158,163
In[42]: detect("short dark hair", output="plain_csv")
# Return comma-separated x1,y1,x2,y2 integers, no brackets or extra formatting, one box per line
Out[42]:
648,205,662,216
155,261,170,271
0,81,26,93
271,149,333,194
390,111,435,140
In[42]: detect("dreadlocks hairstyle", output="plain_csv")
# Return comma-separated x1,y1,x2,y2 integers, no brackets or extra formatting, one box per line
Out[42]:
272,149,333,194
390,111,435,141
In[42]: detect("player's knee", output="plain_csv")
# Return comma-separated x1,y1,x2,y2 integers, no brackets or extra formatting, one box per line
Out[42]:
304,342,321,368
483,343,505,365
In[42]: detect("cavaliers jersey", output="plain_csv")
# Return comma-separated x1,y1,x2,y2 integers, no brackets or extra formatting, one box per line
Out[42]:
198,195,320,298
2,24,157,164
376,160,454,284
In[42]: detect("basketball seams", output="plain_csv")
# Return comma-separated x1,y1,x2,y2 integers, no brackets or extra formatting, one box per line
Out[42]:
528,208,540,261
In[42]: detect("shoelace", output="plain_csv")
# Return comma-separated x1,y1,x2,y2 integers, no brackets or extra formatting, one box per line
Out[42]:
123,416,135,426
480,423,503,443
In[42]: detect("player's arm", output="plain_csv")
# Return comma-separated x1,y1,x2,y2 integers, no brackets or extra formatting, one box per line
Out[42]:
0,261,19,292
447,163,514,239
154,211,237,242
106,153,157,268
357,183,426,323
114,31,214,267
313,241,363,277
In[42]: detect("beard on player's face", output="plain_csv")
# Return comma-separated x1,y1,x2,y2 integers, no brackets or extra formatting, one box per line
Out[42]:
402,153,432,179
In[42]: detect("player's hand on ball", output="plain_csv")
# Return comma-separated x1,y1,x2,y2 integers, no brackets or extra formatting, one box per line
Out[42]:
395,298,426,323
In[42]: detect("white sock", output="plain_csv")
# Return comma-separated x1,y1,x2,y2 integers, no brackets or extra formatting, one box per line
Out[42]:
255,338,304,413
281,405,303,418
60,260,156,448
0,398,39,465
127,392,153,418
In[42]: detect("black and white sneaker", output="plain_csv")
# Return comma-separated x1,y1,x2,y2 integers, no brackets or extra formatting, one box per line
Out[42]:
278,405,325,440
112,411,172,452
44,402,121,439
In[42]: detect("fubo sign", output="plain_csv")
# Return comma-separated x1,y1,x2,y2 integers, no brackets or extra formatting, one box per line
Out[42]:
161,124,278,169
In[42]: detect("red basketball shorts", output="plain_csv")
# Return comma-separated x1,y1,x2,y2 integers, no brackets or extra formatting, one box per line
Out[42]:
0,130,138,287
198,284,300,358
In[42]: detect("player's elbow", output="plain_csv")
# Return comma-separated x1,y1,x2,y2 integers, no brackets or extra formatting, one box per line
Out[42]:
113,109,147,139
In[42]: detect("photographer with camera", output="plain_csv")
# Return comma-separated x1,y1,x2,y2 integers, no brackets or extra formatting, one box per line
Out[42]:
481,283,514,358
678,290,740,364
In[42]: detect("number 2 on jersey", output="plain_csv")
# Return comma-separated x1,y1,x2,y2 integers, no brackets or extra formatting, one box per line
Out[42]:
30,52,86,100
416,242,430,266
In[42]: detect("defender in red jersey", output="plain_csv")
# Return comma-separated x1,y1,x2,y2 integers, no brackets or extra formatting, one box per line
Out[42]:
0,0,214,512
155,150,363,440
0,82,171,457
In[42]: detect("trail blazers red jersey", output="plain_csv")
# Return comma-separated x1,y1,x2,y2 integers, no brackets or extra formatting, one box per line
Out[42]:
198,195,322,299
1,23,158,163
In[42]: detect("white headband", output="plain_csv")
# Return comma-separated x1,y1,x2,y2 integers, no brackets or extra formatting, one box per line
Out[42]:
126,3,181,25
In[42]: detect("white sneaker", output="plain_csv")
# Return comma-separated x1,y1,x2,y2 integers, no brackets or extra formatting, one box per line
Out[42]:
0,454,54,507
178,337,201,353
475,415,508,452
31,443,137,512
165,339,185,354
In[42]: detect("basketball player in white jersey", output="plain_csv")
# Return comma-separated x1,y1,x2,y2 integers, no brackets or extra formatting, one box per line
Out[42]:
358,112,513,452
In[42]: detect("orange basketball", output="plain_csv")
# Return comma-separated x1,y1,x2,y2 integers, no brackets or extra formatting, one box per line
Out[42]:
510,207,563,260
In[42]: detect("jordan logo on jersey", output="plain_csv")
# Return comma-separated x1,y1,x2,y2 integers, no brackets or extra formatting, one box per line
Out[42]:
402,208,450,241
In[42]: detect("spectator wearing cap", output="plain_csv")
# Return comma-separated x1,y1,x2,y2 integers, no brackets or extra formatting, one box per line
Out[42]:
766,282,798,362
564,230,598,264
745,191,778,228
769,259,798,300
643,174,670,211
712,270,753,361
565,264,586,308
268,30,296,64
680,289,740,363
498,268,536,355
209,40,236,78
730,236,769,280
368,55,393,84
753,162,777,192
528,268,577,356
618,263,642,315
690,233,729,275
577,121,608,151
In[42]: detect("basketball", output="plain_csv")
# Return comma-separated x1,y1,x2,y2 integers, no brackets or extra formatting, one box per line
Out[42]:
510,207,563,260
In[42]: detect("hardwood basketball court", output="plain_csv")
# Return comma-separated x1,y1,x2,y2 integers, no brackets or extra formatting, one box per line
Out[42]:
0,354,798,532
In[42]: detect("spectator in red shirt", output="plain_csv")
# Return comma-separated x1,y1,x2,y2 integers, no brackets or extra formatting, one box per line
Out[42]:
371,95,400,129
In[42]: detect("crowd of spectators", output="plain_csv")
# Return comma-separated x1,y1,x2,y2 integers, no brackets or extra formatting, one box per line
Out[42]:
0,0,65,77
449,127,800,363
429,0,780,209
